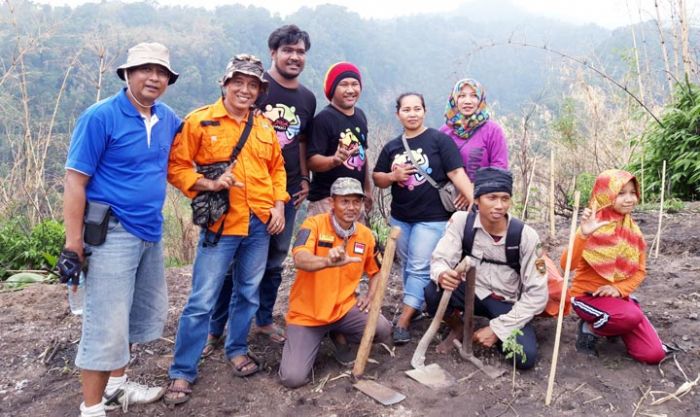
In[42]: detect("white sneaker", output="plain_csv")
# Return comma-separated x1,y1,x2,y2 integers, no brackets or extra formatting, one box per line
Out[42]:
103,380,165,412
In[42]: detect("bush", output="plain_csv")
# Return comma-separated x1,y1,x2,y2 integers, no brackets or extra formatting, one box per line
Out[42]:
629,79,700,201
0,218,64,280
568,172,596,208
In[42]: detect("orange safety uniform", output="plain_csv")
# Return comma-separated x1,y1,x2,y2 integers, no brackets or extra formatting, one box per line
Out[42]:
287,213,380,326
562,233,646,298
168,98,289,236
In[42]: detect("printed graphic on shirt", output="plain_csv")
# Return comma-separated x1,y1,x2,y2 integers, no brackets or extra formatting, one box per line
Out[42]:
390,148,431,190
263,103,301,149
339,127,366,171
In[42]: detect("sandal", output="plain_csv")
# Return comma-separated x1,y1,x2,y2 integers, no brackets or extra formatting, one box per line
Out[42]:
229,353,260,377
255,324,287,344
163,380,192,406
201,335,224,358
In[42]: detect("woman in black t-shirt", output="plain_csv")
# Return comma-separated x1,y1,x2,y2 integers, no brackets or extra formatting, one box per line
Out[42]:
373,93,474,344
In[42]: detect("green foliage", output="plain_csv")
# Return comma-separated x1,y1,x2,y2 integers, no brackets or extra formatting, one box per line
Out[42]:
503,328,525,395
369,216,390,248
551,98,579,145
503,328,526,363
630,80,700,200
637,197,686,213
0,218,64,280
568,172,596,208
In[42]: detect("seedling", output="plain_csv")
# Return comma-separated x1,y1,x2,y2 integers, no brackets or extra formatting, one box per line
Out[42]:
503,328,526,396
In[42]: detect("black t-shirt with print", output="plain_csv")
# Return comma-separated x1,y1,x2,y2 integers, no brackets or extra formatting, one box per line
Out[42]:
374,128,464,222
307,105,369,201
259,72,317,192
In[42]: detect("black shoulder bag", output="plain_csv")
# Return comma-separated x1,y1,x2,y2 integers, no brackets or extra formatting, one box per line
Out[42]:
400,134,458,212
191,115,254,246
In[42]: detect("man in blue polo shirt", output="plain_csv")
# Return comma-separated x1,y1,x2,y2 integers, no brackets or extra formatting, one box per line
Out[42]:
60,42,181,417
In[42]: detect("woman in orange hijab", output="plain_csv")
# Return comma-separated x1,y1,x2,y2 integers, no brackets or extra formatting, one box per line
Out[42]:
562,169,665,364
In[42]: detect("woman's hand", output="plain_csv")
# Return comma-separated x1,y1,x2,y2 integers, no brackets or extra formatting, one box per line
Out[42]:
391,163,417,183
592,285,621,297
580,201,611,237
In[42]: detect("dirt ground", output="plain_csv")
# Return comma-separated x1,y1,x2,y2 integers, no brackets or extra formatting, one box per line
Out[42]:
1,207,699,417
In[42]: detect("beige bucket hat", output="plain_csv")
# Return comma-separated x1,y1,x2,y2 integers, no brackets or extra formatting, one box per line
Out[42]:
116,42,179,85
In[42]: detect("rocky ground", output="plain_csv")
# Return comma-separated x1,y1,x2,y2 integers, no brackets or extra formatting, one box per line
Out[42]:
1,207,699,417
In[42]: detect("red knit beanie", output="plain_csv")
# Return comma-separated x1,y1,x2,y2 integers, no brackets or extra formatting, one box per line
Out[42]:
323,62,362,100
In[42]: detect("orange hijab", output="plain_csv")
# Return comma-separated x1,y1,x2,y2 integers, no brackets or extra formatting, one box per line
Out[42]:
581,169,646,282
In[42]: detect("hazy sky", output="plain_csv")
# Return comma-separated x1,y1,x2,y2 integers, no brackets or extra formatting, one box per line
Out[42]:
36,0,699,29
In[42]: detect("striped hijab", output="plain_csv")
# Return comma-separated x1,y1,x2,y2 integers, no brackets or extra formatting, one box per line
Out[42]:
444,78,489,140
582,169,646,282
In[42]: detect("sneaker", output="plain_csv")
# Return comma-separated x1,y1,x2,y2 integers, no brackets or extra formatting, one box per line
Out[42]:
393,326,411,345
575,320,599,357
103,380,165,412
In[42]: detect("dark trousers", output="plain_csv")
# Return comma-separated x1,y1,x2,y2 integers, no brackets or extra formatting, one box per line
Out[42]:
424,281,538,369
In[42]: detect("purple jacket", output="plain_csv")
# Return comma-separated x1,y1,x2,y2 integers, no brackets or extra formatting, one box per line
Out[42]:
439,119,509,182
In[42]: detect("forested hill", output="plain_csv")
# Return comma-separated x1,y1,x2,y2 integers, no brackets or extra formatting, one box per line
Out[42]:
0,0,692,134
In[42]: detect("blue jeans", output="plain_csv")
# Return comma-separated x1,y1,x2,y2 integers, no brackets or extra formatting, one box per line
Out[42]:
76,219,167,371
390,217,447,310
168,215,270,383
208,197,297,336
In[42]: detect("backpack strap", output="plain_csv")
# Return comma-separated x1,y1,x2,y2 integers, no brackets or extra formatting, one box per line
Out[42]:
461,212,524,273
504,217,524,273
461,211,478,259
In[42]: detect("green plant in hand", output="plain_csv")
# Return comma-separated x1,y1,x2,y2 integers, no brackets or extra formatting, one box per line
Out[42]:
503,328,526,396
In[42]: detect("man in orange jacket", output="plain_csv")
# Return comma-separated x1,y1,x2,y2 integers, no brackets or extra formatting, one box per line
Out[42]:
279,177,391,388
165,54,288,404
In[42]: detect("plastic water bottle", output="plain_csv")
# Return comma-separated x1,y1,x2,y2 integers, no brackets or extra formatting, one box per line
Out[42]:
67,272,85,315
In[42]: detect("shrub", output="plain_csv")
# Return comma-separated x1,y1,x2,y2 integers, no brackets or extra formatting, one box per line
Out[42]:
629,79,700,201
0,218,64,280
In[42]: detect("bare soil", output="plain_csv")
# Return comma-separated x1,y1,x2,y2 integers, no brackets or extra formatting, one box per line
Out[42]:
1,207,699,417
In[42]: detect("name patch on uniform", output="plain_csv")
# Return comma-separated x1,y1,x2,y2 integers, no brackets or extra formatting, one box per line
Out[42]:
354,242,366,254
200,120,220,127
319,233,335,243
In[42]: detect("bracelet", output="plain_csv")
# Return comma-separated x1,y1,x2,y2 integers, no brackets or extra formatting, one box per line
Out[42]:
300,175,310,183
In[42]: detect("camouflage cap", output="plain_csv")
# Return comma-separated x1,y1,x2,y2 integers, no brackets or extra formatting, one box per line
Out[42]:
221,54,268,89
330,177,365,197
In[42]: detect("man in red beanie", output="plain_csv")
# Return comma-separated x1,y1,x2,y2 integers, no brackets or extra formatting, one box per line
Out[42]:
306,62,372,219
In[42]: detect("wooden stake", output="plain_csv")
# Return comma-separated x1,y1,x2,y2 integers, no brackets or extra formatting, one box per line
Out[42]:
653,160,666,258
521,157,537,220
545,191,581,406
352,227,401,378
641,154,645,204
549,149,556,239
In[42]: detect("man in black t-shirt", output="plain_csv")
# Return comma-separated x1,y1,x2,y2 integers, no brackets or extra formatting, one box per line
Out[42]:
205,25,317,350
306,62,372,219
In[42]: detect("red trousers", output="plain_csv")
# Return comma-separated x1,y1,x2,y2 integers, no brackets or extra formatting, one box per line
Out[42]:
571,295,665,364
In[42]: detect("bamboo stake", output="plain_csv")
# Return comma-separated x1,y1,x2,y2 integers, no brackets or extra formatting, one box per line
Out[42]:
352,227,401,378
545,191,581,406
641,154,645,204
653,161,666,258
521,157,537,220
549,149,556,239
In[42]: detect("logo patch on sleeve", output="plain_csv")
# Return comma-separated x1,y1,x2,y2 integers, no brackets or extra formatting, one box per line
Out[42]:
293,229,311,247
354,242,366,254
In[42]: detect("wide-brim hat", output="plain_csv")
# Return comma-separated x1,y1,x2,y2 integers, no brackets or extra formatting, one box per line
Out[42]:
221,54,268,91
116,42,179,85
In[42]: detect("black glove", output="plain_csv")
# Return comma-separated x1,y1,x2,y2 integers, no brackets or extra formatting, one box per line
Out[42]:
57,249,83,286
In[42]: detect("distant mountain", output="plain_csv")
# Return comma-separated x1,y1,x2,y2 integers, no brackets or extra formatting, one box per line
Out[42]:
0,0,691,133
